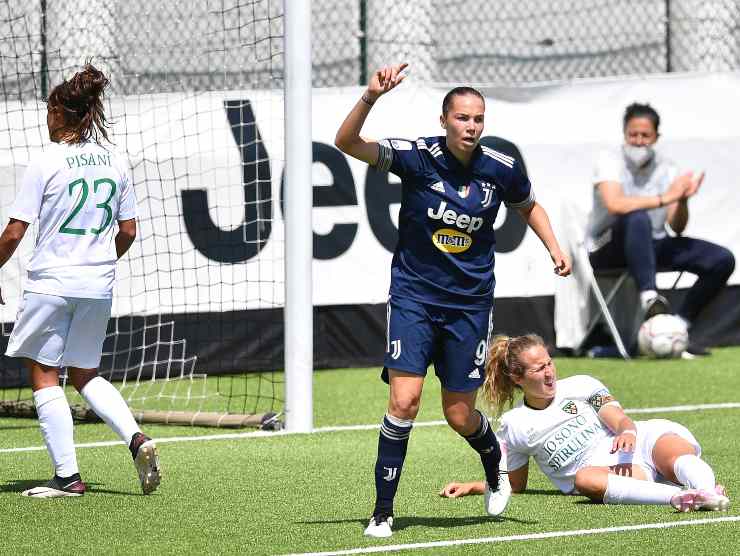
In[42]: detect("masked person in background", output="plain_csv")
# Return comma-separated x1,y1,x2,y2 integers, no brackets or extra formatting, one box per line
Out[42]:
585,103,734,356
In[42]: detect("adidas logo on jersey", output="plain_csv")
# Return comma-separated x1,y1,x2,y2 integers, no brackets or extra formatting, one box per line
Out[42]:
468,368,481,379
427,201,483,233
431,181,445,193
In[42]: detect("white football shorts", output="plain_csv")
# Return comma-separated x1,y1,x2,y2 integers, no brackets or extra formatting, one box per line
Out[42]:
5,291,112,369
585,418,701,482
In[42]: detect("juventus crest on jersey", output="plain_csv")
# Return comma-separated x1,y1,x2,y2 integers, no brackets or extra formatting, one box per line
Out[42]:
375,136,535,309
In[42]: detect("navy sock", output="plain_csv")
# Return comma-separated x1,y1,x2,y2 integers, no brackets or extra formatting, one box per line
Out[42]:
463,410,502,490
373,413,413,516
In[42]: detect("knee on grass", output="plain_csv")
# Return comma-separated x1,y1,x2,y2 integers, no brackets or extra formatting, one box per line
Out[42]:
574,469,607,502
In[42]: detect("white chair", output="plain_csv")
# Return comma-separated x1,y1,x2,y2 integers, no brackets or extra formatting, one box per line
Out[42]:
576,243,683,360
575,244,632,359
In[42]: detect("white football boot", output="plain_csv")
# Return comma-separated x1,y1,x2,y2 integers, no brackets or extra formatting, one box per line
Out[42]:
484,472,511,516
364,514,393,538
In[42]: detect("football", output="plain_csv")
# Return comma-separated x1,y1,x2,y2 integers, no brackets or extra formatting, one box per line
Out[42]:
637,314,689,358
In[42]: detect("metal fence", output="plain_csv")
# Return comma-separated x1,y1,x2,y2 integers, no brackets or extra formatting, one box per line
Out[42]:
0,0,738,97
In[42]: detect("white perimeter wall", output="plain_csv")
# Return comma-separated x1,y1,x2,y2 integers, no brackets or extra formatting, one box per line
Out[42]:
1,72,739,320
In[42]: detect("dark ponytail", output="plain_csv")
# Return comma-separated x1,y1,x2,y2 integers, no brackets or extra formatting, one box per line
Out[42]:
47,62,111,144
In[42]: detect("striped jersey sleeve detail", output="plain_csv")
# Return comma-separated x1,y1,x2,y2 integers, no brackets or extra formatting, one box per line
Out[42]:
428,143,443,157
481,146,514,168
504,187,536,209
375,140,393,172
417,138,443,158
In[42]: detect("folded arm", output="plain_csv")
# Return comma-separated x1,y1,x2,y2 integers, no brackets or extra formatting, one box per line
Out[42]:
598,403,638,454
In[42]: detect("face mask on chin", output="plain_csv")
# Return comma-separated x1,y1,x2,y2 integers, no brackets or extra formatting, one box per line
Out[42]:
623,144,655,168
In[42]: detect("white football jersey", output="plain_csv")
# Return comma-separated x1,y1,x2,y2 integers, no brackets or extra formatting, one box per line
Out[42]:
498,375,617,493
9,141,137,299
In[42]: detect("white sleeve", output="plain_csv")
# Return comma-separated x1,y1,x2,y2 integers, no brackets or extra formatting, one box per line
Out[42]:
593,150,623,185
116,165,137,221
566,375,618,411
8,161,44,224
662,161,679,193
498,416,529,471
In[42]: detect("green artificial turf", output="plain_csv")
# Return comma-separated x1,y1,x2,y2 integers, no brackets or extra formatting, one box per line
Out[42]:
1,348,739,555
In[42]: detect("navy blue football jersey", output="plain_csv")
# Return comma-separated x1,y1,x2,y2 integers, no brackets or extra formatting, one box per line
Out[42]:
375,136,535,309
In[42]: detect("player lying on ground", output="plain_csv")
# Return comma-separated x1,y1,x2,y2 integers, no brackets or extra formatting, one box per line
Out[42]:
440,334,730,512
0,62,160,498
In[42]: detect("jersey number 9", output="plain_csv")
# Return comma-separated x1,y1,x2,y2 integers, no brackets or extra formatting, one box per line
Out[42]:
474,340,487,367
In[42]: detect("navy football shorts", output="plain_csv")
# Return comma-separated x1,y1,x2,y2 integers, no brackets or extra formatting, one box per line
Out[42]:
381,295,493,393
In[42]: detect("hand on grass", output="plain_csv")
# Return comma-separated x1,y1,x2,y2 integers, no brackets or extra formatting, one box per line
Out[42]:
439,482,474,498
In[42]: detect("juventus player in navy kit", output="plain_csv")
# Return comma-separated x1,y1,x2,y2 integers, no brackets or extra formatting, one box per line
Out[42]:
335,63,571,537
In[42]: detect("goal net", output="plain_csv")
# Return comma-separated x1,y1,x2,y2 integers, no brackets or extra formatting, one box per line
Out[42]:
0,0,287,429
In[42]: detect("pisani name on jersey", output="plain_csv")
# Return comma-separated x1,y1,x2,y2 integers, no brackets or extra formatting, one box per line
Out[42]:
66,152,113,169
541,414,602,471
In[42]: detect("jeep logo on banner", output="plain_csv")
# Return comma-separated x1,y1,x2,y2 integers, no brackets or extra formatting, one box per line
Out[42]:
180,101,528,264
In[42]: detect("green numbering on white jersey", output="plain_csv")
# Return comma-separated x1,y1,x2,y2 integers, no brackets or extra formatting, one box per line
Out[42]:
59,177,117,236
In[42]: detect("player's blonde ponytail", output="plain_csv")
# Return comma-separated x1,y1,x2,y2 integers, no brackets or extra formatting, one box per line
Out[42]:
481,334,546,416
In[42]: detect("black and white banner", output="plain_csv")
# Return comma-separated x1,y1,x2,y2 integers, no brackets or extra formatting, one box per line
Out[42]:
2,72,739,352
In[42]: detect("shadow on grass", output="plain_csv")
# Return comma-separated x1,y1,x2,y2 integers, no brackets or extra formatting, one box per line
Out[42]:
0,423,40,431
299,514,537,530
1,479,140,496
520,489,563,496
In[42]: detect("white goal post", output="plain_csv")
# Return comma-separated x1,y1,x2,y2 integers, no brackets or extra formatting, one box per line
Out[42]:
284,0,314,433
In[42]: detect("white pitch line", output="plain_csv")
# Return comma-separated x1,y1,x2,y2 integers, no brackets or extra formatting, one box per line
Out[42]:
279,516,740,556
626,402,740,414
1,401,739,454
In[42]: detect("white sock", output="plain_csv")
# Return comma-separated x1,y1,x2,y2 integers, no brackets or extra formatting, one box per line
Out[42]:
673,454,715,491
33,386,79,477
80,377,140,444
603,474,680,505
640,289,658,309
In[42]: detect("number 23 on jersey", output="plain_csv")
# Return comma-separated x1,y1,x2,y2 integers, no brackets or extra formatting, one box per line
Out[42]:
59,177,117,236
